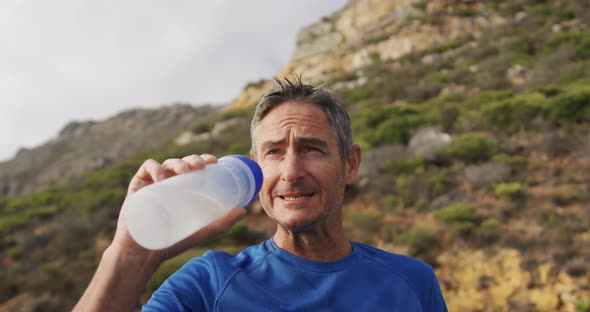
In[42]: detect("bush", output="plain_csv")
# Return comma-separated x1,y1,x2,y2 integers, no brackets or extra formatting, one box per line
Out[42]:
576,300,590,312
433,203,478,223
383,158,426,176
544,31,590,60
504,35,537,65
344,85,377,103
428,36,469,54
477,217,500,244
441,134,497,163
494,182,526,201
354,104,438,148
217,107,255,122
548,84,590,123
396,227,438,257
482,92,548,131
433,203,479,236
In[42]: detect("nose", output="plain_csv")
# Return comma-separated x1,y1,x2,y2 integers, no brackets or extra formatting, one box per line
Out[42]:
281,153,304,183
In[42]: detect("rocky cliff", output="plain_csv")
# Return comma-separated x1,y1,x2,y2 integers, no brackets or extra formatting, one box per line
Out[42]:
229,0,505,109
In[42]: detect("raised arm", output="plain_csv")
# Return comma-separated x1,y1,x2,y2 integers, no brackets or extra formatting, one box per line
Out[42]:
74,154,246,312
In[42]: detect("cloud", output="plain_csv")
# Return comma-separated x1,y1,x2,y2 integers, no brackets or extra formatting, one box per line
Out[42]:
0,0,347,161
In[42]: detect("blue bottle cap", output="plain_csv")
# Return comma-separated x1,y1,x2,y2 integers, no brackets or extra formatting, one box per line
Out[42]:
228,155,263,206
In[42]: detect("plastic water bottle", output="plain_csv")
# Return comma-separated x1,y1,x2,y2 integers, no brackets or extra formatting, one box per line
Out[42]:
124,155,263,250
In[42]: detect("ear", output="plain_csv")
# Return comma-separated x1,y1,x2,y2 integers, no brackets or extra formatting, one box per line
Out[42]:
344,144,361,185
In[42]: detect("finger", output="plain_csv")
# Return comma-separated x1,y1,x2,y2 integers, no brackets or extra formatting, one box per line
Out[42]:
200,154,218,165
128,159,165,193
181,154,207,170
161,158,192,174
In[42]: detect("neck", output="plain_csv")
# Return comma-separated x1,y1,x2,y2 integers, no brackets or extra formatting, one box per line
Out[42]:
273,224,351,262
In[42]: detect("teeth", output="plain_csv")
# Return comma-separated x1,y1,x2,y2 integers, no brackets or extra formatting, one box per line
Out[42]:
283,195,310,201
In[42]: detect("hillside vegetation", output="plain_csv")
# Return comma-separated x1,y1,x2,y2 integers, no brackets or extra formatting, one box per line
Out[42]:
1,0,590,311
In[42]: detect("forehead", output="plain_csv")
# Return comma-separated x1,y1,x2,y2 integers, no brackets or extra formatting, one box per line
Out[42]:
254,101,335,141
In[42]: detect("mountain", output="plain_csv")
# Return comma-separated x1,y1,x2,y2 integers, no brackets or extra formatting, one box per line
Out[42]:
1,0,590,311
0,104,218,197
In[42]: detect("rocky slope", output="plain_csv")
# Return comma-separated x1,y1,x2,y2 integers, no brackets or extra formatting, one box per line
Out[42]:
228,0,590,311
229,0,506,109
0,104,218,196
1,0,590,311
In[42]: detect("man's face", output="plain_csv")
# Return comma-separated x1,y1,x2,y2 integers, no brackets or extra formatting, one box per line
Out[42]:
252,101,356,232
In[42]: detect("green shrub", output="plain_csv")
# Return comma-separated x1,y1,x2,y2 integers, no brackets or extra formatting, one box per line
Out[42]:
441,134,497,163
478,217,500,243
544,31,590,60
453,7,478,17
466,90,514,109
397,227,437,257
217,107,254,121
482,92,548,131
84,164,135,188
576,300,590,312
548,84,590,123
59,189,119,215
412,1,428,11
192,120,215,134
481,217,500,230
426,72,450,85
433,203,479,236
9,247,23,260
383,158,426,176
345,85,377,103
227,141,251,155
427,169,449,198
429,37,467,54
494,182,526,201
504,35,537,65
433,203,478,223
354,104,438,148
4,188,61,213
365,32,393,45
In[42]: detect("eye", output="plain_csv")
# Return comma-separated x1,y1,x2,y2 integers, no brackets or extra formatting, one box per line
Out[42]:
264,149,282,157
305,146,324,154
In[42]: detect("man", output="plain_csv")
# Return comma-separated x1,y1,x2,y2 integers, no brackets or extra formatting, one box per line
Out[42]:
75,77,447,311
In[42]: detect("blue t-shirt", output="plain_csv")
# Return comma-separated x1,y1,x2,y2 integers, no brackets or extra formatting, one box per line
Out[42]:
144,239,447,311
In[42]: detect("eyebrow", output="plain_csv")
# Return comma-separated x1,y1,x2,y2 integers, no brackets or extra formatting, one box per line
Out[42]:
260,137,329,151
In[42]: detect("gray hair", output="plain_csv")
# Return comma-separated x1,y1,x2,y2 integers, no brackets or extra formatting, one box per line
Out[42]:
250,76,353,160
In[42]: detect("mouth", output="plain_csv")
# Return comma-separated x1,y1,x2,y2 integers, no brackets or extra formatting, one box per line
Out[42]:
278,193,314,201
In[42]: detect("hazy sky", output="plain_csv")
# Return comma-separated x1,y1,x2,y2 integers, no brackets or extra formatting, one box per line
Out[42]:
0,0,347,162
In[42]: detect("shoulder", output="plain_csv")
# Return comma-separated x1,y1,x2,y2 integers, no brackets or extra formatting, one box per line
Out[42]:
352,241,437,289
352,242,447,311
144,241,272,310
182,239,272,279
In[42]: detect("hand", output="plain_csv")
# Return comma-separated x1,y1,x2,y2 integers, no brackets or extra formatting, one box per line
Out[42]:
109,154,246,265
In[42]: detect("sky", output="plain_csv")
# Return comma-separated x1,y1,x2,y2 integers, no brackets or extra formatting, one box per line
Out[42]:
0,0,348,162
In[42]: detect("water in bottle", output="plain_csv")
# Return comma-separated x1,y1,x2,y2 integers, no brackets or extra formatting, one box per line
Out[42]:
124,155,263,250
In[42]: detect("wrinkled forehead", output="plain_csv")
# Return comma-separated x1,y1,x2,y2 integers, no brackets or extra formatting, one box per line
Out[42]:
252,102,338,145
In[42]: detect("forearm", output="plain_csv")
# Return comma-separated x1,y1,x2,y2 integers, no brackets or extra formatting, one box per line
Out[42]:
74,245,162,312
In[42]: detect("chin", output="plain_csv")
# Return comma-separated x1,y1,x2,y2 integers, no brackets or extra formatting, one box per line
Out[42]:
278,216,321,233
